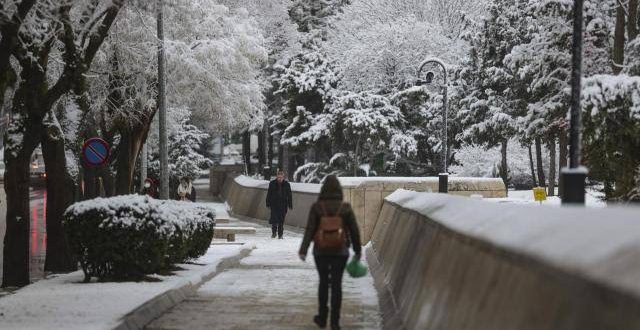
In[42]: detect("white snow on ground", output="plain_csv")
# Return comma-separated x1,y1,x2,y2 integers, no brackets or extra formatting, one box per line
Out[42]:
487,188,606,207
0,204,244,330
143,211,381,329
211,217,380,308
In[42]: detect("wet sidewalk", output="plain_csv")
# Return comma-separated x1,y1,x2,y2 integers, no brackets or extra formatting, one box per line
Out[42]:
146,214,382,330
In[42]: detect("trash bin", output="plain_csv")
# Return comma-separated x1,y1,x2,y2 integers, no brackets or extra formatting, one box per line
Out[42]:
263,166,271,180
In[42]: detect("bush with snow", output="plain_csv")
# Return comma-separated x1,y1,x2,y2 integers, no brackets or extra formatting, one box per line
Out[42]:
64,196,215,281
450,141,546,189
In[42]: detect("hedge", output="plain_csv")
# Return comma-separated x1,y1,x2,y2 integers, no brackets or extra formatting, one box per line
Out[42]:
64,195,215,281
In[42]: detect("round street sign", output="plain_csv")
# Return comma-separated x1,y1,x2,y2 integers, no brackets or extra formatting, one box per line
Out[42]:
82,138,110,168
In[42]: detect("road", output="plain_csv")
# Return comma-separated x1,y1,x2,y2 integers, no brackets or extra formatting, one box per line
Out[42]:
0,184,48,285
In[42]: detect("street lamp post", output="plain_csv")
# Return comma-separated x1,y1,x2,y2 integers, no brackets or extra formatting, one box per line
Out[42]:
157,0,169,199
561,0,587,205
418,58,449,193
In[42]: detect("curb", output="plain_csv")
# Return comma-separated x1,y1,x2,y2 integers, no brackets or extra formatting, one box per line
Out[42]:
113,247,254,330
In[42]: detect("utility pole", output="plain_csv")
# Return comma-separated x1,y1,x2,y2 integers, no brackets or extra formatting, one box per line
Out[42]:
561,0,587,205
157,0,169,199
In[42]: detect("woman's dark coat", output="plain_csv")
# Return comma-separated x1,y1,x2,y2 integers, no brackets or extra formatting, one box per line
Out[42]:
266,179,293,224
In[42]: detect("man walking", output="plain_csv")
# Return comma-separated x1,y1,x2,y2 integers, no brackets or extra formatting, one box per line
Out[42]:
266,170,293,239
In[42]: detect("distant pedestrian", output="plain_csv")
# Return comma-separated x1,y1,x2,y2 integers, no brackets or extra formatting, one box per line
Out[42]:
140,178,158,198
299,175,362,330
177,176,196,202
266,170,292,239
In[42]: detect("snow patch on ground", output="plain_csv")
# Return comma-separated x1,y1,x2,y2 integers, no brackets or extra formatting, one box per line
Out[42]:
487,188,606,207
0,230,244,330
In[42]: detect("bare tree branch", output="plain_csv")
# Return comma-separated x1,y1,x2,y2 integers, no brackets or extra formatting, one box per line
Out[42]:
84,0,126,67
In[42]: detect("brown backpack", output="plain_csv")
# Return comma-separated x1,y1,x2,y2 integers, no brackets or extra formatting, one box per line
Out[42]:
314,202,348,251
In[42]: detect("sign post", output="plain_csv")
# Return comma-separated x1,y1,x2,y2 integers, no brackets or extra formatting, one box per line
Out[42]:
81,138,110,168
533,187,547,205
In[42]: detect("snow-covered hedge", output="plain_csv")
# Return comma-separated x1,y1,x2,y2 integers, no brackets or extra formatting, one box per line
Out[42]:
64,196,215,281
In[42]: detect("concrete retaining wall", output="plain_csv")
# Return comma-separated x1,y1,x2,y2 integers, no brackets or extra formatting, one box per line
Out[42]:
368,190,640,330
221,175,506,244
209,165,245,197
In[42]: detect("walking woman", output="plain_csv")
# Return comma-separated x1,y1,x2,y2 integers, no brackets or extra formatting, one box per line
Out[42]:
299,175,362,330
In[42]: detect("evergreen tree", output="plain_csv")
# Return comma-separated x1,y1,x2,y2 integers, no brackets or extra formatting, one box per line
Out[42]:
289,0,350,34
457,0,529,188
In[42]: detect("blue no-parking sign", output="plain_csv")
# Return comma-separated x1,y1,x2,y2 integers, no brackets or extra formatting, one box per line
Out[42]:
81,138,110,168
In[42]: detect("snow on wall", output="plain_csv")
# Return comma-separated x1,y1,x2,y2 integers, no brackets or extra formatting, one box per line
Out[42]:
234,175,504,193
385,189,640,299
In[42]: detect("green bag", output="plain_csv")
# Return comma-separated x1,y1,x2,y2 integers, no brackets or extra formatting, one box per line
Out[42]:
346,257,368,278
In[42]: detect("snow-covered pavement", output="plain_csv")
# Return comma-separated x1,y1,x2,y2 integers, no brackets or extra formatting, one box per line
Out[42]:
0,199,381,330
0,241,245,330
146,214,382,330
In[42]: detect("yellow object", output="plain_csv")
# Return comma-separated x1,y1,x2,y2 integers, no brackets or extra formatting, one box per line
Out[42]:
533,187,547,202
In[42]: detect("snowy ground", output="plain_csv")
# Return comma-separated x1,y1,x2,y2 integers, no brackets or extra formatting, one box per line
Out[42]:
487,187,607,207
0,201,381,330
0,233,245,330
147,215,382,330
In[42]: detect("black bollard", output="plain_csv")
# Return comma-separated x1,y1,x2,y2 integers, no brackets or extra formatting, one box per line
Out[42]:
438,173,449,193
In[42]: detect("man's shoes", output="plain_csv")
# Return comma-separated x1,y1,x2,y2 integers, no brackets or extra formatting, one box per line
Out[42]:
331,326,340,330
278,236,283,239
271,233,276,239
313,315,326,328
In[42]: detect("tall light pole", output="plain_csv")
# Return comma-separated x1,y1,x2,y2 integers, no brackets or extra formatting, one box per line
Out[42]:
157,0,169,199
561,0,587,205
418,58,449,193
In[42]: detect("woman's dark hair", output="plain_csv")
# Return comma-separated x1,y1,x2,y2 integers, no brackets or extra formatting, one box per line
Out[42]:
319,175,343,200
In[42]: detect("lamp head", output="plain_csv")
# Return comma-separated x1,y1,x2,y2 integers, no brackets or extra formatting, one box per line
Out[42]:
425,71,435,84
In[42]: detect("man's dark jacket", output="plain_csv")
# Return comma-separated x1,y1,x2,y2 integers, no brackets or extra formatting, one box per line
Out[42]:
266,180,293,224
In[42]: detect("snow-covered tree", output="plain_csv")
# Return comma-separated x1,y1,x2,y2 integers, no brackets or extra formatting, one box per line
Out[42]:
273,31,339,165
457,0,529,188
147,107,213,191
582,74,640,200
325,0,480,94
1,0,126,287
289,0,350,34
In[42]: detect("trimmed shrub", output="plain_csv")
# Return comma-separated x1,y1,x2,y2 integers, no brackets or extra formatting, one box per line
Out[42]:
64,195,215,281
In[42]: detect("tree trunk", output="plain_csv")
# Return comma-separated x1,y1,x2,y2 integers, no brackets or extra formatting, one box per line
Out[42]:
242,131,252,175
257,129,265,176
114,127,148,195
287,151,296,181
2,150,34,287
613,2,626,74
528,144,538,187
547,137,557,197
41,128,76,273
278,140,286,171
558,130,568,197
354,137,361,177
500,139,509,194
268,133,274,172
535,138,546,187
629,0,639,41
2,115,41,287
2,64,47,287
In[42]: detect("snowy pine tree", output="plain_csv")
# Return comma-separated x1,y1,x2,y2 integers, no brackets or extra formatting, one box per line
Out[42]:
457,0,529,188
